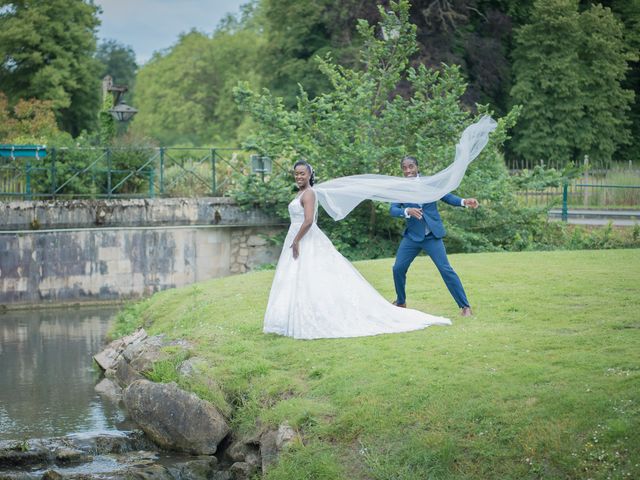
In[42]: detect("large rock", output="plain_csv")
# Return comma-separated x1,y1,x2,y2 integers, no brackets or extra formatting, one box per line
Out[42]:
94,377,122,404
124,380,230,455
166,456,219,480
260,423,297,472
117,464,174,480
123,335,168,374
111,356,145,389
229,461,256,480
93,329,147,371
226,439,260,466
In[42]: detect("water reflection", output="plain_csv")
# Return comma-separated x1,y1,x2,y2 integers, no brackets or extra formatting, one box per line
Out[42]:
0,307,125,440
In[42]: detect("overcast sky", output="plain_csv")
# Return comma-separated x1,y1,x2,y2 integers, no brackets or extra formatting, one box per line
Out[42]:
96,0,247,65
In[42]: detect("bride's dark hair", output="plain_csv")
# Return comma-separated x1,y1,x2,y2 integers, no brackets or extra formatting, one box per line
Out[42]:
293,159,315,186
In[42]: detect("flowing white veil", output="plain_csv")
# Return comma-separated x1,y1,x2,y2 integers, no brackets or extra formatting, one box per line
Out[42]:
314,115,498,220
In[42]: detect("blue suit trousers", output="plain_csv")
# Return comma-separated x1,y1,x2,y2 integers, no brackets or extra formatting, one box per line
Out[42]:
392,233,469,308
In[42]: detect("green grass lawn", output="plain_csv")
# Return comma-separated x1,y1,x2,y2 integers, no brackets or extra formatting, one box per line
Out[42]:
115,249,640,479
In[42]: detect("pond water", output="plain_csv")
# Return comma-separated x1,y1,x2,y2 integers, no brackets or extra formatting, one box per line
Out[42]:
0,306,126,441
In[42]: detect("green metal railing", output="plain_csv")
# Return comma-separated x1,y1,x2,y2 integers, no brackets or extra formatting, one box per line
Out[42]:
0,145,250,199
560,182,640,221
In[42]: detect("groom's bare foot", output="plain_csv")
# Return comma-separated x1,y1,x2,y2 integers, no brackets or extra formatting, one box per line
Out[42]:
392,300,406,308
461,306,473,317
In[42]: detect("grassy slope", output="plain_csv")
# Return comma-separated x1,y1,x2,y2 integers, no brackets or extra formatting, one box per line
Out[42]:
117,249,640,479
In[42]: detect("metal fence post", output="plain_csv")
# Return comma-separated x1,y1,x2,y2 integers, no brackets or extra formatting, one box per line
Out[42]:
562,181,568,222
210,148,217,195
149,168,155,197
25,157,32,200
107,147,112,198
159,147,165,195
50,148,57,197
583,154,589,206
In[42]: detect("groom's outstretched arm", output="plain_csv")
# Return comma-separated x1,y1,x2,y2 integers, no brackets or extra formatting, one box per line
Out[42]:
440,193,479,209
440,193,464,207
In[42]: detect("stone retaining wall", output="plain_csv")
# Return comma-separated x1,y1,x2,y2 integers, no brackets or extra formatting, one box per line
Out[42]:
0,198,285,307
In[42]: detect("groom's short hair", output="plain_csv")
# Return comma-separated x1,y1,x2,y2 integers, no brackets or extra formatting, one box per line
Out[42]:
401,156,418,167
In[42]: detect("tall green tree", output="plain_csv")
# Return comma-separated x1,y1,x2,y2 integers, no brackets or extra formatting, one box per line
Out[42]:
596,0,640,163
404,0,527,113
96,39,138,92
131,20,264,145
256,0,377,107
0,0,102,136
510,0,634,167
576,4,635,164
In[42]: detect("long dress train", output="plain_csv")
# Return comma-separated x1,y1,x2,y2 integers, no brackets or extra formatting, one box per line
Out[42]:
263,193,451,339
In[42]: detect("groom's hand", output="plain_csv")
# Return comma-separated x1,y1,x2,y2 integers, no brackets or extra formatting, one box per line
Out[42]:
406,207,423,219
463,198,479,209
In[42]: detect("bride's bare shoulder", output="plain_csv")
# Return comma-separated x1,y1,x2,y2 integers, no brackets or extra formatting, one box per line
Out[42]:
301,188,316,203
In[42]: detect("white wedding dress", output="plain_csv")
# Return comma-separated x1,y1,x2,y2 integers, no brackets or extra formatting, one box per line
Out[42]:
263,192,452,339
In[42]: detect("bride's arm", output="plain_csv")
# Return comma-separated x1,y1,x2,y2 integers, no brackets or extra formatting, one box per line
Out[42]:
291,189,316,259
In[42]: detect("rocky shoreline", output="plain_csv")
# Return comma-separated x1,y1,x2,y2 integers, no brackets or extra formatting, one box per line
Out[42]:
1,329,296,480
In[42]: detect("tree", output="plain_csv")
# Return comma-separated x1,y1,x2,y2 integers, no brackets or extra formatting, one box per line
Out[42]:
256,0,378,107
0,92,69,144
510,0,634,168
131,23,264,145
0,0,102,136
96,39,138,91
510,0,584,167
596,0,640,163
233,0,523,258
576,4,635,164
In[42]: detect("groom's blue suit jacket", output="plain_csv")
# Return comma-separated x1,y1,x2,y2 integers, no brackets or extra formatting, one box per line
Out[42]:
390,193,463,242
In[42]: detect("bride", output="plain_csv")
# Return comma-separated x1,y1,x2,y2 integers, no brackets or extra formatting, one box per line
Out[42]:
263,116,496,340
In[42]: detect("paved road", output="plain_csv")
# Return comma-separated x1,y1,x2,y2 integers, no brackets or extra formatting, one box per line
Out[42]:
548,208,640,226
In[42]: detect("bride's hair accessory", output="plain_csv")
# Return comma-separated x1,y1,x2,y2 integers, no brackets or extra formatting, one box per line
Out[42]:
293,159,315,186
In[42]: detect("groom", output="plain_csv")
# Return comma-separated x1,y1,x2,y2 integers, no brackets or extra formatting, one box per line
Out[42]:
390,156,478,317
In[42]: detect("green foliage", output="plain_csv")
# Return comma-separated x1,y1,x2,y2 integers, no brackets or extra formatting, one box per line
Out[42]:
510,162,582,191
0,0,102,136
264,441,346,479
144,348,190,384
0,92,71,145
233,1,523,257
98,93,116,145
96,39,138,90
576,3,636,164
107,299,151,340
131,23,264,146
560,222,640,250
161,161,213,197
256,0,374,108
25,135,158,197
510,165,565,191
232,172,295,220
407,0,530,116
510,0,635,168
606,0,640,163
